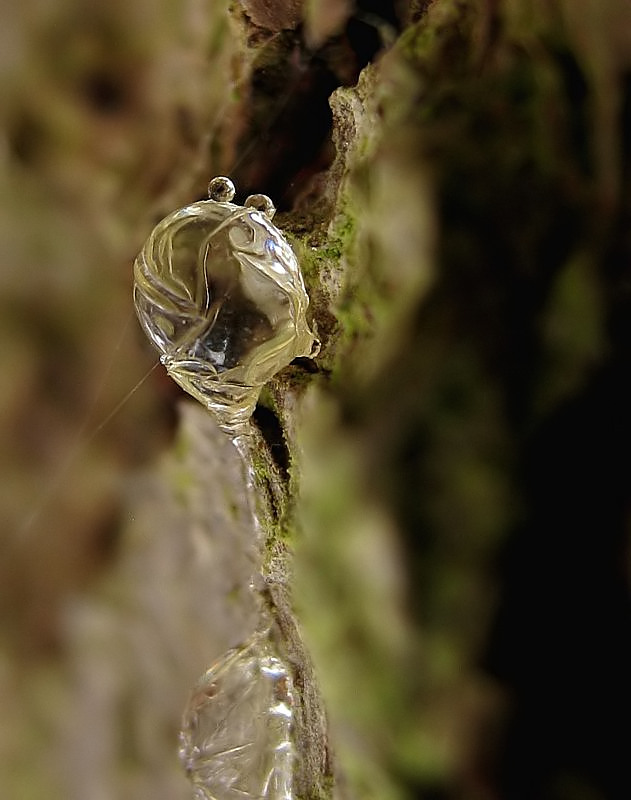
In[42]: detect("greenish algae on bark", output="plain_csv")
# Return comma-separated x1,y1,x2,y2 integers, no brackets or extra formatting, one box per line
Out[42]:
292,1,631,798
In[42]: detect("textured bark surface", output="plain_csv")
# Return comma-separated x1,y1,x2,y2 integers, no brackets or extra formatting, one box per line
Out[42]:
2,1,631,799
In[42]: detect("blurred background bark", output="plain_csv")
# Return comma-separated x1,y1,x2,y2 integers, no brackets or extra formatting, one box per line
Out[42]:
1,1,630,799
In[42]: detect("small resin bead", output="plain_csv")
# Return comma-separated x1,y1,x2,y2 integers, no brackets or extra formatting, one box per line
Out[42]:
133,177,318,434
244,193,276,220
208,176,236,203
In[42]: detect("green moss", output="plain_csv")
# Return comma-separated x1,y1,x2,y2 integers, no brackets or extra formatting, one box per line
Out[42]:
398,0,470,62
536,252,606,413
248,429,291,568
292,0,614,796
288,224,347,288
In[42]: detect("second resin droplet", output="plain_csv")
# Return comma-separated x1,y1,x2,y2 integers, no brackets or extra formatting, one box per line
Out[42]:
179,635,295,800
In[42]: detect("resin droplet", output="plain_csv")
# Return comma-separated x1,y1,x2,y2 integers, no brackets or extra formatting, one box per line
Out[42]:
133,177,318,434
179,635,295,800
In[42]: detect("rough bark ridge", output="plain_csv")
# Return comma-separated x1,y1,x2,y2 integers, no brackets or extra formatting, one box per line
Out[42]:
2,1,631,799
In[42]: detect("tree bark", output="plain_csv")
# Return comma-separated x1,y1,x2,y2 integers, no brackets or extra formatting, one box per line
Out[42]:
2,1,631,799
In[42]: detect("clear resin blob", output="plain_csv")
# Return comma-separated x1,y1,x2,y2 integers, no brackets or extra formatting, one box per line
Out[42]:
133,177,318,434
179,634,295,800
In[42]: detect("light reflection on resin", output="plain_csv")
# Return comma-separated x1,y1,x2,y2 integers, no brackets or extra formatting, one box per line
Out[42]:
133,177,318,435
179,634,295,800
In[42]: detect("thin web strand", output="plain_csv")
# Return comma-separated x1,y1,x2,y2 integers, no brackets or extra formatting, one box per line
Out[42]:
22,30,317,535
19,355,160,537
